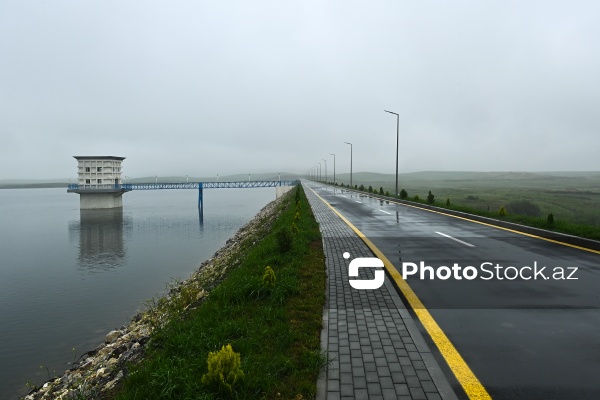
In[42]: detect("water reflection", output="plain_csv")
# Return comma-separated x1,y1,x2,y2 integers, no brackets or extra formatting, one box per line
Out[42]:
69,209,132,272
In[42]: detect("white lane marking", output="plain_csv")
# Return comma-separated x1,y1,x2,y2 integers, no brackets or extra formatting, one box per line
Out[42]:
435,231,475,247
379,209,392,214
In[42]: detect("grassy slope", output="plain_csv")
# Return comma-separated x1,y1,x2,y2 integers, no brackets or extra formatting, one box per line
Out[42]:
115,186,326,399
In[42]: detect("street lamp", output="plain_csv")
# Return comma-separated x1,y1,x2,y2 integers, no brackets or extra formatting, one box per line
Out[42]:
344,142,353,188
385,110,400,196
322,158,327,183
318,163,321,182
330,153,336,185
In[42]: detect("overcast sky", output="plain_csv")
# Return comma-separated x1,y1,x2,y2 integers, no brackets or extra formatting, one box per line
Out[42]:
1,1,599,179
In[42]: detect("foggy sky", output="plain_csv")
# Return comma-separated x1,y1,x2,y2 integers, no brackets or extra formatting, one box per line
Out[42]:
1,1,599,179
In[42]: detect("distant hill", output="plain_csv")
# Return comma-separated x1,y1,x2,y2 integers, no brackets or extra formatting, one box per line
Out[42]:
329,171,600,190
2,171,599,190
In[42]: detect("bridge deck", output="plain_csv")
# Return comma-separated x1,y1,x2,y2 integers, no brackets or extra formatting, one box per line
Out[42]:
68,180,298,191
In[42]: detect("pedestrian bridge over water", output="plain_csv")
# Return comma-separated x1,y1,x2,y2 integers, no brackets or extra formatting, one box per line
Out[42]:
68,180,299,212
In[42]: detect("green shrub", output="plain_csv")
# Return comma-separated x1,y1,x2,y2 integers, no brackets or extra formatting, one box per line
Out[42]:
201,344,245,395
368,185,373,193
446,197,450,206
277,227,293,252
427,191,435,204
547,212,555,225
385,191,390,196
400,189,408,199
506,199,541,217
413,195,420,201
379,187,384,195
498,206,507,216
291,222,299,234
262,266,276,289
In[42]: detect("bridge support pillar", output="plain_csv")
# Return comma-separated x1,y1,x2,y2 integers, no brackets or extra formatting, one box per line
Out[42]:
198,185,204,219
79,192,124,209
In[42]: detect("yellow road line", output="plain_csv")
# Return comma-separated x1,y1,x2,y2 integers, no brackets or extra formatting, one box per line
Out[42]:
359,190,600,256
307,185,492,400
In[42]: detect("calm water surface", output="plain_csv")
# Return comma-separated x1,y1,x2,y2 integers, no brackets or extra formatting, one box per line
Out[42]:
0,187,275,399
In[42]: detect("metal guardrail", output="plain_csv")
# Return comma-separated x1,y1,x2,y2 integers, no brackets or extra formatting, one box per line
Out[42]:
67,180,299,191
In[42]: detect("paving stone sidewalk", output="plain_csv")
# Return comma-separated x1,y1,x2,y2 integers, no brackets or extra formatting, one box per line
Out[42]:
304,183,457,400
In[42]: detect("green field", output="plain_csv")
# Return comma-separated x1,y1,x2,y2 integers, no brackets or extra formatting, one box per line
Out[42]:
332,171,600,228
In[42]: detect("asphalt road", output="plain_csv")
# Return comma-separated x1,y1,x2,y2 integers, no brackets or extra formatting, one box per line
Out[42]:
308,182,600,400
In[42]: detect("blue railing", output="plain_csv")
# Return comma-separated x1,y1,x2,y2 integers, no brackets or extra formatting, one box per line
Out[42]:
68,180,299,191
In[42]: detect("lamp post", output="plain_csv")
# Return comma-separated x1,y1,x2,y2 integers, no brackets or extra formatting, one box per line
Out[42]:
344,142,353,188
318,163,321,182
384,110,400,196
322,158,327,183
330,153,336,185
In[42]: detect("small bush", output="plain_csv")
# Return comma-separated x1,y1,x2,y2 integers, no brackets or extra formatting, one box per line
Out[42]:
277,227,293,252
498,206,507,216
385,191,390,196
379,187,384,195
446,198,450,206
202,344,245,395
427,191,435,204
506,199,541,217
400,189,408,199
547,213,555,225
368,185,373,193
413,195,420,201
359,184,365,191
262,266,276,289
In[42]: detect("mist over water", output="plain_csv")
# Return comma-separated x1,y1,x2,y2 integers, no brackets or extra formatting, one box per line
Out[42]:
0,187,275,399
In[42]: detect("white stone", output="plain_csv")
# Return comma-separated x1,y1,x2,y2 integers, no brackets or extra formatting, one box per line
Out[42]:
105,330,121,343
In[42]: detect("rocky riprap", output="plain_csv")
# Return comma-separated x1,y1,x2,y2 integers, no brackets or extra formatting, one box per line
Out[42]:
23,194,287,400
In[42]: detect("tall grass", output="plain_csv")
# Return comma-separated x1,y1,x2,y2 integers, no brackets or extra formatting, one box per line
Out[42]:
116,186,326,399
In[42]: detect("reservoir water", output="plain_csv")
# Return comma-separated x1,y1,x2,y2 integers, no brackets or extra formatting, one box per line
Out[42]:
0,187,275,399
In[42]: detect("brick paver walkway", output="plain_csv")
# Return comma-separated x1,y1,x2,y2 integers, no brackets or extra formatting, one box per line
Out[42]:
304,183,457,400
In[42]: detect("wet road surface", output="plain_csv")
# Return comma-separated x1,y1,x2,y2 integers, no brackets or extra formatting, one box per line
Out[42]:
308,182,600,400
